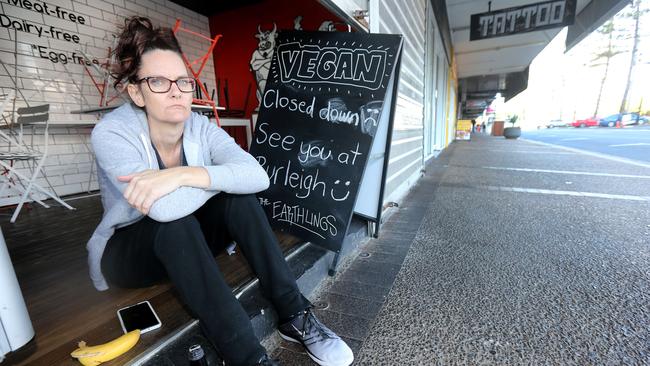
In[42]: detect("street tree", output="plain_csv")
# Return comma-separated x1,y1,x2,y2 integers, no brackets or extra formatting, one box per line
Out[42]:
589,20,623,117
618,0,648,117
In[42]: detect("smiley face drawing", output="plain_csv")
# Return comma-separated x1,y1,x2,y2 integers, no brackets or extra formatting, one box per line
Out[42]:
330,180,351,201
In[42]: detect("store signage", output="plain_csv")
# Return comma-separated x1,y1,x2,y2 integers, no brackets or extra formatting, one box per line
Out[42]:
456,120,472,141
1,1,98,65
5,0,86,23
250,30,402,252
277,44,387,90
470,0,576,41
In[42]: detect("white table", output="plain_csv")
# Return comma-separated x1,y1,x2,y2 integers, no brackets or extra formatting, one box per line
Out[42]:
218,117,253,148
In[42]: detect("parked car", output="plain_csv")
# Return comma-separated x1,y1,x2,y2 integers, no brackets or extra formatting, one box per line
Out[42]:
599,113,649,127
546,119,568,128
571,117,599,128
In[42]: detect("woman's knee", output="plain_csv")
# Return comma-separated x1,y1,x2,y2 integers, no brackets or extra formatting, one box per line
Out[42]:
152,215,205,255
224,193,258,205
158,214,201,231
225,194,264,215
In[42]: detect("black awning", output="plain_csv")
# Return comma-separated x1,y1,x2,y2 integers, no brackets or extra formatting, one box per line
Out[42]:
565,0,630,52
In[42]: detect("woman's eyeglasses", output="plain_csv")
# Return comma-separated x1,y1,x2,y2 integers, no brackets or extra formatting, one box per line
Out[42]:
137,76,196,93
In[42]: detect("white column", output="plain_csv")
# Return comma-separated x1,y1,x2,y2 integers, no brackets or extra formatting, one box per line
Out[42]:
0,227,34,360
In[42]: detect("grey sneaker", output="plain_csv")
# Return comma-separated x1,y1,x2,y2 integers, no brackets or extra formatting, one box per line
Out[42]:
278,308,354,366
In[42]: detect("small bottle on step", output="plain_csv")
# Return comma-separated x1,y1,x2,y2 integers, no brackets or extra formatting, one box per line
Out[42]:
188,344,208,366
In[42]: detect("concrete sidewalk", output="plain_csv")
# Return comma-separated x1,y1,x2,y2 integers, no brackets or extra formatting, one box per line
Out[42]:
274,133,650,365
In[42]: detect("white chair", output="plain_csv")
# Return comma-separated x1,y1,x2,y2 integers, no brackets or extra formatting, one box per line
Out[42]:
0,102,74,222
0,90,14,125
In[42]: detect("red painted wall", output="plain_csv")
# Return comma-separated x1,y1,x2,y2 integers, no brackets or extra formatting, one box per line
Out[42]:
208,0,339,120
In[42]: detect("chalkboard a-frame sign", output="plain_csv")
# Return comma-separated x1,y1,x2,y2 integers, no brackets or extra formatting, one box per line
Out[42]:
249,30,403,254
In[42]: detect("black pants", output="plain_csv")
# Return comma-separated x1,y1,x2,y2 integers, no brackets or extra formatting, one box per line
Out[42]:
101,193,308,366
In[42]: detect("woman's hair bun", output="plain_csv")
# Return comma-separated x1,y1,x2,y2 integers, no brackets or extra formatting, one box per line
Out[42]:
124,17,154,32
111,16,182,88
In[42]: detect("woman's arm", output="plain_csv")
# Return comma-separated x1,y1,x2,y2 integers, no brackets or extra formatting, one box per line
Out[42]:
142,119,270,219
92,125,217,222
93,115,269,222
201,120,270,193
117,166,211,215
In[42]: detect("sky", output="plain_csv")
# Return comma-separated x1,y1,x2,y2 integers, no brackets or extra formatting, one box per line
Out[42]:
501,1,650,129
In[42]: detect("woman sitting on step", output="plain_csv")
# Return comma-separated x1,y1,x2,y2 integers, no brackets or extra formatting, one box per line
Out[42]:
86,16,353,366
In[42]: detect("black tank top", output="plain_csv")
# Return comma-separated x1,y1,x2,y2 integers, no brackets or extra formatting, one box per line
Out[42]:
151,143,187,169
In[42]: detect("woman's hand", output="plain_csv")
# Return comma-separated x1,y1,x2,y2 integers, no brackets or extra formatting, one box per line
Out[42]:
117,169,183,215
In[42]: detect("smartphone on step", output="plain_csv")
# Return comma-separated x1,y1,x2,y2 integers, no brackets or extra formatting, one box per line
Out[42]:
117,300,162,334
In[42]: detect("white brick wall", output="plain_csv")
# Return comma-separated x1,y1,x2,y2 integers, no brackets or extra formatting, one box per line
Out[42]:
0,0,216,206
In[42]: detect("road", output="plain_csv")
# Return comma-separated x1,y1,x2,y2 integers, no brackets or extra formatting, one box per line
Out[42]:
522,125,650,163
